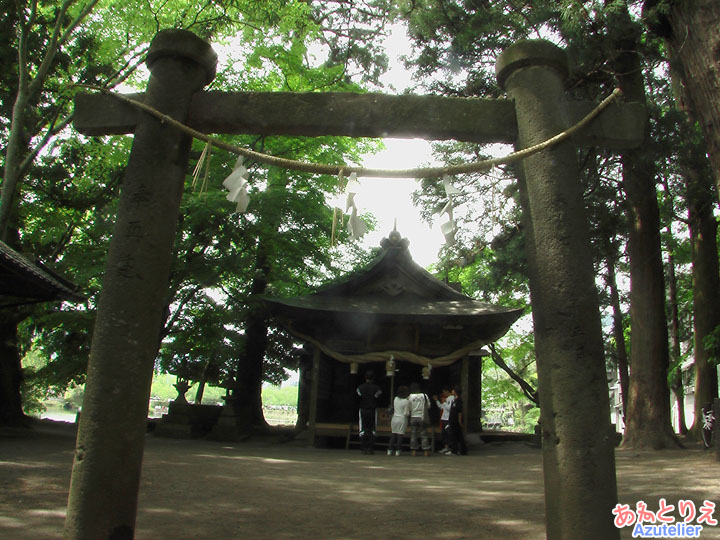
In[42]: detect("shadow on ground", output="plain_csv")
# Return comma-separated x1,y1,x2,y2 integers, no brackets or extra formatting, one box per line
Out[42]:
1,420,718,539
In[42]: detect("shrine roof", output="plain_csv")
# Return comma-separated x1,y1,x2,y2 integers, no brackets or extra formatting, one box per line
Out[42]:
268,296,520,319
0,241,85,304
265,230,523,321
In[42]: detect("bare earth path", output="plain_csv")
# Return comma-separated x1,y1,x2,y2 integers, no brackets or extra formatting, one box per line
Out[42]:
1,420,719,539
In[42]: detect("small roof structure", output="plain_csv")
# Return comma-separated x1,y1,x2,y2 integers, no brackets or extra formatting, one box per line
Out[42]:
0,241,85,305
266,230,523,367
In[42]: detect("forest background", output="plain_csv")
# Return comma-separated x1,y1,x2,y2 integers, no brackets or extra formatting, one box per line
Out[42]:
1,0,719,447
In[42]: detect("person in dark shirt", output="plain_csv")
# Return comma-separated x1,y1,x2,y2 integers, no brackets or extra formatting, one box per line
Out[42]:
356,370,382,454
447,385,468,455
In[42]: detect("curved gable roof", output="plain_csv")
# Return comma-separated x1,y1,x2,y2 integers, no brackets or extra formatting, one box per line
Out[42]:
266,231,522,328
311,237,468,302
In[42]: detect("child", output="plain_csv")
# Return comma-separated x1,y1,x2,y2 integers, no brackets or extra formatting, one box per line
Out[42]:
388,386,411,456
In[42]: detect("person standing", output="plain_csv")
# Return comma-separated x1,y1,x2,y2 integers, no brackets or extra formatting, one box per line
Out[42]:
408,382,432,456
356,370,382,454
434,389,454,454
447,386,468,455
388,386,411,456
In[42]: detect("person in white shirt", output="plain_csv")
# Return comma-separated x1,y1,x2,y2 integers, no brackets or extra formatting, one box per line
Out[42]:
434,389,455,454
408,382,432,456
387,386,411,456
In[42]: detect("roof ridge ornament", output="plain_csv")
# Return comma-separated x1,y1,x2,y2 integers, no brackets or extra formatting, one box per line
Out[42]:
380,228,410,250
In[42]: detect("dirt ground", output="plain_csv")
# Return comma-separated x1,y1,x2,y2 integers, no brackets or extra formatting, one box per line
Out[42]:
1,420,719,540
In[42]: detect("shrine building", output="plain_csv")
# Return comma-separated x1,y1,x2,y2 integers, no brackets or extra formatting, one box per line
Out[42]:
265,229,523,445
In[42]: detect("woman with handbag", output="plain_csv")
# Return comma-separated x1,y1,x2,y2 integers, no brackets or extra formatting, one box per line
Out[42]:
387,386,411,456
408,382,432,456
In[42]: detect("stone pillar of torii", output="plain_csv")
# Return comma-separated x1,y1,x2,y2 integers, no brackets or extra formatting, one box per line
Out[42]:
64,29,643,540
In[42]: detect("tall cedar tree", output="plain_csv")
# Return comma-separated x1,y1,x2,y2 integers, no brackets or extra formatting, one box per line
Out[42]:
644,0,720,203
604,1,678,449
398,0,685,448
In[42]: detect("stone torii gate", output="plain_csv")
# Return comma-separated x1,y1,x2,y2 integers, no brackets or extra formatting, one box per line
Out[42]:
65,30,643,540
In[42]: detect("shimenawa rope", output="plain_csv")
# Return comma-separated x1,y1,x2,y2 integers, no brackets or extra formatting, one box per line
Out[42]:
77,85,622,179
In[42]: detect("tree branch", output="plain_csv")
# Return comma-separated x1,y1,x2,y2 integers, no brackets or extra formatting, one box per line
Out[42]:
49,220,77,261
28,0,102,98
160,285,202,343
18,110,74,179
489,343,538,404
16,0,38,96
26,0,72,98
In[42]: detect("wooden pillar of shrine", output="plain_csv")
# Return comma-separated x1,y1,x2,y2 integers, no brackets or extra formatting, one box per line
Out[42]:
308,346,321,443
460,356,470,438
466,350,484,433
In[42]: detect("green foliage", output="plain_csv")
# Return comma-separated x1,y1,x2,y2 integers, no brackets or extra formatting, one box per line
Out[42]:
9,0,716,428
155,133,381,392
305,0,393,84
399,0,562,97
703,325,720,368
482,330,538,432
3,0,391,412
156,299,239,387
395,1,717,431
148,373,226,404
411,141,529,308
261,384,298,407
20,348,51,415
64,385,85,408
20,307,95,392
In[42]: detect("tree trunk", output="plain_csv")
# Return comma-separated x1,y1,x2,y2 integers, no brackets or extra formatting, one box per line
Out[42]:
194,379,206,405
621,159,676,449
194,356,215,405
0,95,28,241
0,314,26,427
653,0,720,204
608,4,678,449
295,351,312,431
230,171,289,431
660,171,688,435
686,165,720,435
606,256,630,419
231,281,270,430
665,237,688,435
669,34,720,438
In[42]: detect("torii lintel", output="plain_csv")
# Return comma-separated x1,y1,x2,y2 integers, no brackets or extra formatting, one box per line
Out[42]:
74,90,645,150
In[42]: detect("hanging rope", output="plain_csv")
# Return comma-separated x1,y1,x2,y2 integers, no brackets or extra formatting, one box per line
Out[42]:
77,84,622,179
288,326,490,368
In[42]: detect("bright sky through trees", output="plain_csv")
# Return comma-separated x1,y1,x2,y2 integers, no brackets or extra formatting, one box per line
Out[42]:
122,25,445,267
355,140,444,267
353,24,444,267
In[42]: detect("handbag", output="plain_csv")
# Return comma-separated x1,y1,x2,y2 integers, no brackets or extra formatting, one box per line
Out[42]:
422,394,431,425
